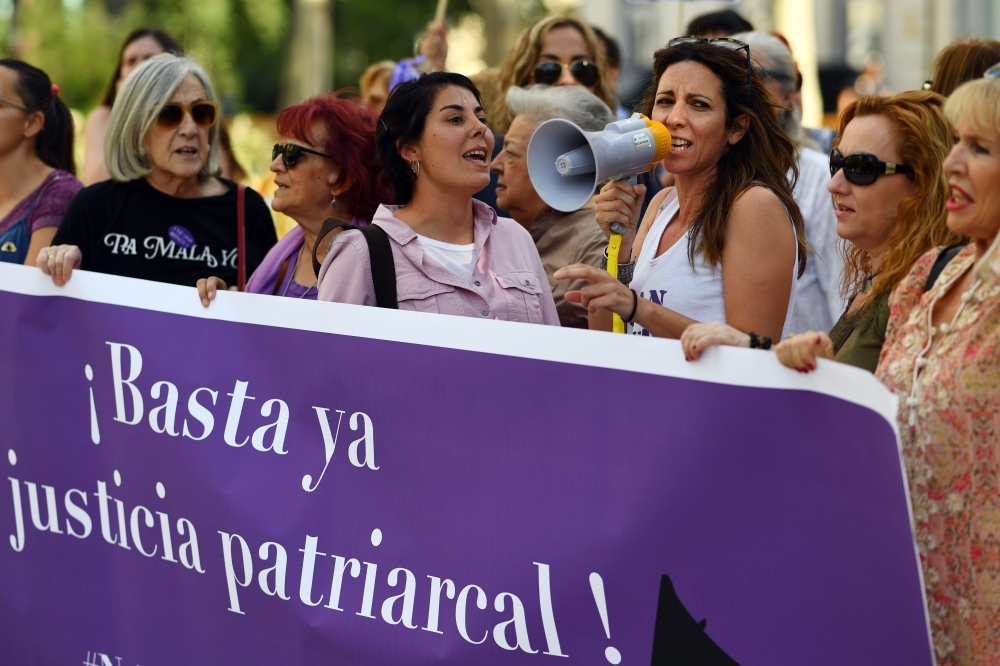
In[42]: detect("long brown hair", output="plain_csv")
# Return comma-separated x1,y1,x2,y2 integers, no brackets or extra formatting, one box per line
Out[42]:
835,91,965,301
100,28,182,108
641,40,807,275
928,38,1000,98
492,15,615,134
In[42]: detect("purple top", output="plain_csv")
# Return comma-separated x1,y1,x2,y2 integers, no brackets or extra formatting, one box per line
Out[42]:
0,170,82,236
245,217,369,299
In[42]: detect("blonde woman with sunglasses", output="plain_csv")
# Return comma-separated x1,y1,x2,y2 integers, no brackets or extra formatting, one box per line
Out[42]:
38,53,276,288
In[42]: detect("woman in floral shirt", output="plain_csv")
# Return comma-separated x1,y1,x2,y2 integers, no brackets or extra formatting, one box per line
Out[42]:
876,77,1000,665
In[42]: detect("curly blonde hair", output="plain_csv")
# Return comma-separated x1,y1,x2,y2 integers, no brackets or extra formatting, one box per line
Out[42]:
491,15,615,134
835,91,965,301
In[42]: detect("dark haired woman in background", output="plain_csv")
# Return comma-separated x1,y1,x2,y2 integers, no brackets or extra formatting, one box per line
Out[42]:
83,28,181,185
556,38,806,342
0,59,81,265
316,72,558,325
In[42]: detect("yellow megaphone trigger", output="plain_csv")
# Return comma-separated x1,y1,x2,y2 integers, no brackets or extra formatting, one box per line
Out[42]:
642,116,671,171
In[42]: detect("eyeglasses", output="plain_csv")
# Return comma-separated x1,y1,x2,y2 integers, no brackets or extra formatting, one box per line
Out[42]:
985,62,1000,78
0,95,28,111
272,142,334,169
829,149,913,185
532,60,600,87
156,101,219,130
667,36,752,92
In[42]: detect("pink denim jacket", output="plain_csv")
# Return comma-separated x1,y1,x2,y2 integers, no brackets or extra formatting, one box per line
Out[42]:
316,201,560,326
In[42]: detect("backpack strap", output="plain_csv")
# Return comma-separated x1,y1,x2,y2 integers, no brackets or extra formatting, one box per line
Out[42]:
311,218,398,309
924,244,966,292
236,184,247,291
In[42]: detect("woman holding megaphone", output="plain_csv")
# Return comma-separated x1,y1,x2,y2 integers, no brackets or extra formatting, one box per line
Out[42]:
555,38,807,344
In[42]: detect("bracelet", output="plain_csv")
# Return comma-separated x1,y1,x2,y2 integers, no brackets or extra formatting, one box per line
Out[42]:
748,332,772,350
625,289,639,324
600,252,636,285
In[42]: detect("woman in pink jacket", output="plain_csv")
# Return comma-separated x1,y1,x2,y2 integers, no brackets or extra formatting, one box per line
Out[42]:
316,72,559,326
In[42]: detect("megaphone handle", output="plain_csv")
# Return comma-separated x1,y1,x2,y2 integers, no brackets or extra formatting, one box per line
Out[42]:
607,231,626,334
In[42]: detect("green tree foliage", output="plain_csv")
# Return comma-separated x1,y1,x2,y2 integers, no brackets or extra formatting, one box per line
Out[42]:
1,0,541,112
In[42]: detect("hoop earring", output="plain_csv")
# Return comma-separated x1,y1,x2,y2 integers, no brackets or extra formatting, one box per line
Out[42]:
411,160,420,177
330,195,338,209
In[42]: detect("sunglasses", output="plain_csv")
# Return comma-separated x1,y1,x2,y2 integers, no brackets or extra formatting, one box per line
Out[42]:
272,142,334,169
985,62,1000,78
829,149,913,185
156,101,219,129
667,36,752,92
533,60,600,87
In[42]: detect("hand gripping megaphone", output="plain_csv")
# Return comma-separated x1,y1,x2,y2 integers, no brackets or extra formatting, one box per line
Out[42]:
526,112,671,213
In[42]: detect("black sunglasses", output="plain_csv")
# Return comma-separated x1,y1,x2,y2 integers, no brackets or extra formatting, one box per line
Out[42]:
667,36,752,92
829,149,913,185
272,142,333,168
532,60,600,87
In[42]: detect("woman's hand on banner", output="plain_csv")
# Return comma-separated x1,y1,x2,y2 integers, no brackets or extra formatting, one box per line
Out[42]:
774,332,834,372
680,322,751,361
36,244,82,287
197,276,228,307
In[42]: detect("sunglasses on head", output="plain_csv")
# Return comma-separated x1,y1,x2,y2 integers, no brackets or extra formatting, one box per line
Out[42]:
985,62,1000,78
156,101,219,129
272,142,334,169
830,149,913,185
532,60,600,87
667,36,752,92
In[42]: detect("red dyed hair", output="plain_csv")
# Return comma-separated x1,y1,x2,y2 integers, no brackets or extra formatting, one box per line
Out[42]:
276,91,393,221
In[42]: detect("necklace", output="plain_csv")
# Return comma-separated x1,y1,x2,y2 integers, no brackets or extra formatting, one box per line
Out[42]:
281,243,318,299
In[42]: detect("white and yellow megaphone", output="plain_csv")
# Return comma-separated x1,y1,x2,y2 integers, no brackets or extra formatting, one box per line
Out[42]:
526,113,671,213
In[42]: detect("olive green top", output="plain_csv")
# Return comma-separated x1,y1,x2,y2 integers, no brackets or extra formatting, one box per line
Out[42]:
829,289,892,373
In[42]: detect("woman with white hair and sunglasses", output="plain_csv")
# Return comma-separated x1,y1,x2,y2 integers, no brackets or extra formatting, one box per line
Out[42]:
38,53,275,287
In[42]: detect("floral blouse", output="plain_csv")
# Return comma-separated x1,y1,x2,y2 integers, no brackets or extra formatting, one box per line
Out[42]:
876,244,1000,665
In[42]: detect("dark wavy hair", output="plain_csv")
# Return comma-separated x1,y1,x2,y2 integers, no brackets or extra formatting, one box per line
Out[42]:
641,41,806,275
100,28,182,108
277,90,393,221
0,59,75,175
375,72,483,206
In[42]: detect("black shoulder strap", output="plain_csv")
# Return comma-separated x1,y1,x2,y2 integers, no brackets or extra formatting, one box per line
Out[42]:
311,218,398,309
924,244,966,292
357,224,398,309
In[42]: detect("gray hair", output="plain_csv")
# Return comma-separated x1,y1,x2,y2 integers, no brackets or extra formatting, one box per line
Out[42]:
505,85,615,132
104,53,220,182
732,31,820,152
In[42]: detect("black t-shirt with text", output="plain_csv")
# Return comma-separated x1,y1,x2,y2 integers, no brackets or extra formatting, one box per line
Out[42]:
53,178,277,287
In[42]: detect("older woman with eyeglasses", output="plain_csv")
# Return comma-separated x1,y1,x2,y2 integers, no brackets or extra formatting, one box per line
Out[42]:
197,93,393,304
38,53,276,287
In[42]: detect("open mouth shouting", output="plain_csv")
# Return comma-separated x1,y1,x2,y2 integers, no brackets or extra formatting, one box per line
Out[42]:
463,148,489,165
946,184,973,212
671,138,692,153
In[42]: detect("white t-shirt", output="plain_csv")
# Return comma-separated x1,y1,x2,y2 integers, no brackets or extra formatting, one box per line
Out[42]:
786,147,847,335
416,234,478,284
629,189,799,339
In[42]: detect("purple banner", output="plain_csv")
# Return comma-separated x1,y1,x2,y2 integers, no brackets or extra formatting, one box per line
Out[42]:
0,264,931,665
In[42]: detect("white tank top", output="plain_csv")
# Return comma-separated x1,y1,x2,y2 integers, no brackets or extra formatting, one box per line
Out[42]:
629,189,798,339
